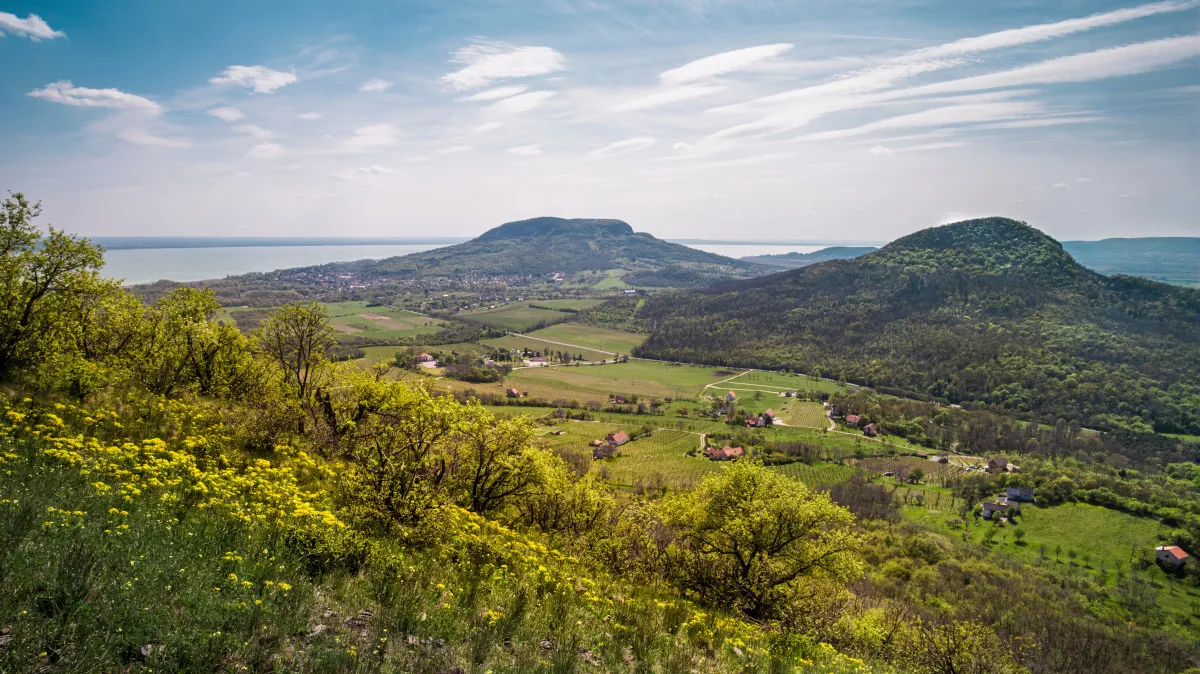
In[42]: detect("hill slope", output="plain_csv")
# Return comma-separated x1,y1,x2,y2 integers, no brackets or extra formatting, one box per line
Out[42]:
741,246,878,269
352,217,765,286
633,217,1200,434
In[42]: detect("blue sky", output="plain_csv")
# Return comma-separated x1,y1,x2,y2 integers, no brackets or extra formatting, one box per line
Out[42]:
1,0,1197,240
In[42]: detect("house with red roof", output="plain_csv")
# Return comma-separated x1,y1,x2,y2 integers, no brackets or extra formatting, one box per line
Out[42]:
863,423,878,437
606,431,629,446
1157,545,1189,569
845,414,861,426
725,391,737,401
703,446,745,461
506,388,521,398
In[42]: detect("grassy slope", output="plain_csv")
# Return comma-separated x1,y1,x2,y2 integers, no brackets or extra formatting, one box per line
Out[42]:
523,324,647,354
461,300,605,332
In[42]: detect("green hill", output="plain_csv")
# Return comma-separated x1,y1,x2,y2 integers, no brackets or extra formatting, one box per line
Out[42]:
633,217,1200,434
353,217,765,286
741,246,878,268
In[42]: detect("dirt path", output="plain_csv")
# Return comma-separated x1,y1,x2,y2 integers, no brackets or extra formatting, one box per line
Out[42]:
505,331,618,356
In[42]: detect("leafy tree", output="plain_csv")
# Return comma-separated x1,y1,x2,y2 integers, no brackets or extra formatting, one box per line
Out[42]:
255,302,335,401
454,407,543,516
907,467,926,485
0,192,106,380
659,462,862,621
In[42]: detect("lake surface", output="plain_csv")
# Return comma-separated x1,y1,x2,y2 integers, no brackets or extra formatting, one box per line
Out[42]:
102,242,826,285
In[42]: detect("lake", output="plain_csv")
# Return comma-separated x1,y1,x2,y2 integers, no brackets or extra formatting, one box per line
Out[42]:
101,243,826,285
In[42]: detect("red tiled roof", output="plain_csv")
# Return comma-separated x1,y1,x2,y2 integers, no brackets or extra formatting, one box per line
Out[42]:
608,431,629,444
763,409,774,417
1160,545,1189,560
845,414,860,424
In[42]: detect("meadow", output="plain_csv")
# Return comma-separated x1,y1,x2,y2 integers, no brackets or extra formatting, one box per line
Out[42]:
460,300,605,332
481,335,614,362
508,360,739,401
521,323,646,355
592,429,718,490
323,301,443,339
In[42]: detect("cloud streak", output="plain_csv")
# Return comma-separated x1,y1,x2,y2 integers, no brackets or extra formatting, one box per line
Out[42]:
28,81,162,112
210,66,298,93
659,43,793,84
442,43,565,90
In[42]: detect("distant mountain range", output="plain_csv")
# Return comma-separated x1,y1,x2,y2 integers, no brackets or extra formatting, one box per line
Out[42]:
330,217,764,286
634,217,1200,434
740,247,879,269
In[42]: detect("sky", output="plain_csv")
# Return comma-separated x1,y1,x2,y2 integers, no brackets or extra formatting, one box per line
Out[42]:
1,0,1197,242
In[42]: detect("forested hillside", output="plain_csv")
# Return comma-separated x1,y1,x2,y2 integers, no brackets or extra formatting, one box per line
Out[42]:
635,218,1200,434
328,217,764,285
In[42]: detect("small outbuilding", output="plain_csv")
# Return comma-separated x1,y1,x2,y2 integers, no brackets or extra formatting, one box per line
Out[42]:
863,423,878,437
703,446,745,461
845,414,861,426
1006,486,1035,502
606,431,629,446
506,388,521,398
981,501,1010,520
986,458,1008,473
1156,545,1189,569
725,391,737,402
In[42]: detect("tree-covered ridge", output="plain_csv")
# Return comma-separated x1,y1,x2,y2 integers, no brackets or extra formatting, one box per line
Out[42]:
339,216,765,284
634,218,1200,434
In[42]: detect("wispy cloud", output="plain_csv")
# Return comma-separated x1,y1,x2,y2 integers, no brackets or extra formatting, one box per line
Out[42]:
296,112,322,121
458,85,528,102
437,145,473,155
868,144,894,155
232,124,274,139
246,143,286,160
116,129,191,149
507,144,543,156
472,121,504,134
359,78,394,93
210,66,298,93
589,136,656,158
207,107,245,122
343,124,397,151
442,42,566,90
333,164,400,184
29,81,162,112
659,44,793,84
0,11,64,40
611,85,725,113
488,91,556,114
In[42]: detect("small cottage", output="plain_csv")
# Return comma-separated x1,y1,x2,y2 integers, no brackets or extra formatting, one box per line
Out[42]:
703,446,745,461
725,391,737,402
1156,545,1189,569
981,501,1010,520
606,431,629,446
506,388,520,398
863,423,878,437
1006,486,1035,502
613,395,627,404
417,352,434,362
845,414,861,426
986,458,1008,473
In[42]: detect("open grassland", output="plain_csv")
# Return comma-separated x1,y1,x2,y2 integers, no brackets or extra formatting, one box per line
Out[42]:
461,300,605,332
482,335,613,361
591,269,630,290
509,361,737,401
536,419,629,453
706,369,849,396
523,324,646,355
323,301,443,339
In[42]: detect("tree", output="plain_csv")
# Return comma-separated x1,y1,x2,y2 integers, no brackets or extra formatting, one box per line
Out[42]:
659,462,862,621
0,192,106,380
255,302,335,401
908,467,926,484
454,406,544,516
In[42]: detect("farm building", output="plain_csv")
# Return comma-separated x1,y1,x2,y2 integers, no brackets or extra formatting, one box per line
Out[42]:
589,439,603,447
981,501,1010,520
613,395,627,404
986,458,1008,473
863,423,878,437
592,444,618,460
763,409,775,419
417,352,434,362
845,414,861,426
703,446,745,461
523,356,548,367
1006,486,1035,502
1157,545,1189,568
607,431,629,446
725,391,737,401
506,388,521,398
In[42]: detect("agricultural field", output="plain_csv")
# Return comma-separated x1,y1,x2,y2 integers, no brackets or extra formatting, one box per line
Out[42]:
522,324,646,355
482,335,613,362
775,401,829,428
509,360,736,401
769,462,857,488
591,269,630,290
324,301,443,340
852,456,965,486
535,419,629,454
461,300,605,332
706,369,849,397
595,429,718,490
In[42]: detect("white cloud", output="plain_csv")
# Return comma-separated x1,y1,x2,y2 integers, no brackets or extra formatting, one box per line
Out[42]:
1076,177,1094,183
442,43,566,90
792,101,1043,143
334,164,400,184
907,35,1200,96
296,112,322,121
343,124,397,151
868,145,894,155
610,85,725,113
0,12,64,40
246,143,286,160
209,65,297,93
487,91,556,114
902,0,1200,62
472,121,504,134
28,81,162,112
1052,182,1071,188
660,44,793,85
458,85,528,102
904,141,967,151
589,136,656,158
972,116,1103,129
359,78,394,93
507,144,542,156
116,129,191,149
233,124,274,139
437,145,473,155
207,106,245,122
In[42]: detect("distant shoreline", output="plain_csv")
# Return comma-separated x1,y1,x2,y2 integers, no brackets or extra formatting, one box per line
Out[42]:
92,236,470,250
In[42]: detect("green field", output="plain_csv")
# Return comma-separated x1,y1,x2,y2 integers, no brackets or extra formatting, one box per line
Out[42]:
595,429,719,489
520,324,646,355
322,301,443,340
461,300,604,332
481,335,614,362
592,269,630,290
776,401,831,428
509,360,738,401
770,462,857,488
706,369,849,396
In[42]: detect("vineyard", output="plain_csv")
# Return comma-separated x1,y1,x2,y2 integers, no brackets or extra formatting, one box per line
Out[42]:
594,429,717,491
536,419,630,453
777,401,830,429
769,461,858,488
852,457,965,486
